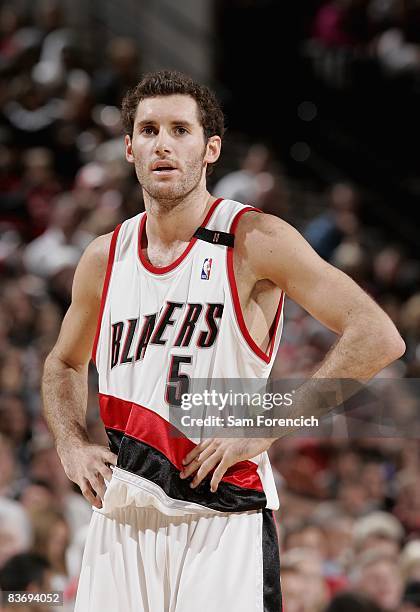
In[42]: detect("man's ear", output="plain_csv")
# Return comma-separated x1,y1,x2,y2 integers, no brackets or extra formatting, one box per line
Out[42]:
125,134,134,163
204,135,221,165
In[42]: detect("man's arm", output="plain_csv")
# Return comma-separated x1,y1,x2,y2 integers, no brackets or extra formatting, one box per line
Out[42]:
42,232,116,509
244,212,405,378
181,213,405,491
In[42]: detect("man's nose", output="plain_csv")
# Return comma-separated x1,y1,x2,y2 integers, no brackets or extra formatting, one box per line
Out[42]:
154,130,172,155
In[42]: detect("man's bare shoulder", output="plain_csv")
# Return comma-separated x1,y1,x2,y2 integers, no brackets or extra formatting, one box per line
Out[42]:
73,232,114,301
234,210,296,256
82,232,113,270
234,210,325,291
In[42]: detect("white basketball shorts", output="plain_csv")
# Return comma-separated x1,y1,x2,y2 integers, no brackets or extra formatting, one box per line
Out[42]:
74,474,281,612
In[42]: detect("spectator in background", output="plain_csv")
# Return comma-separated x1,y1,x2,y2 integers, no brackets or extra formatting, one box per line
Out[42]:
31,509,70,593
72,161,108,212
371,245,412,299
28,441,92,539
213,143,288,217
3,79,60,150
0,278,37,347
330,239,370,286
280,565,306,612
72,159,128,237
0,430,24,503
23,192,93,278
0,552,52,612
352,511,404,557
400,581,420,612
401,542,420,584
0,496,32,569
327,447,362,495
19,479,55,517
281,548,329,612
35,0,64,38
0,343,27,397
60,73,94,133
93,37,141,107
351,550,403,611
304,181,360,262
0,5,22,63
312,511,354,578
372,0,420,76
394,470,420,534
32,0,85,97
0,393,32,467
283,520,328,560
32,298,62,356
312,0,371,49
0,434,21,498
20,147,62,238
324,591,382,612
213,143,270,201
317,478,371,518
375,27,420,76
74,159,128,236
360,461,392,510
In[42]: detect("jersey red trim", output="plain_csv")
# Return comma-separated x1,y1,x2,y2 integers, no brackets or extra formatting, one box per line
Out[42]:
99,393,264,492
138,198,223,275
227,208,284,365
266,290,284,361
91,224,122,366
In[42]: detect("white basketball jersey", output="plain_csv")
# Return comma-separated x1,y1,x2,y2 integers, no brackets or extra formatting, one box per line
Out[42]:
93,198,284,514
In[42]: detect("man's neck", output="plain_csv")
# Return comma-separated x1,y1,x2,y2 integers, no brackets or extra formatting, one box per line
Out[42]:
143,186,216,245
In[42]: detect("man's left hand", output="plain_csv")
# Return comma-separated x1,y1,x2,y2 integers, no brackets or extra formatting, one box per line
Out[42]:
180,438,274,492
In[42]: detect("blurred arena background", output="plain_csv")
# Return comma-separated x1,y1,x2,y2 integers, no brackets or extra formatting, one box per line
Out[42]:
0,1,420,610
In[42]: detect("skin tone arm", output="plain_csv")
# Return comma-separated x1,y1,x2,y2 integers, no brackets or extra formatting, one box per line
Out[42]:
181,212,406,492
42,233,117,509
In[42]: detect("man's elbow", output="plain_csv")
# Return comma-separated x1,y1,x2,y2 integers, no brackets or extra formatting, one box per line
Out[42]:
393,334,406,360
43,349,76,376
43,349,60,375
381,329,406,364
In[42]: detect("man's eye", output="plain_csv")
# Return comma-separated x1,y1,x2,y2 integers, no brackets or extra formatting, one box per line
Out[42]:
141,127,155,134
175,127,187,135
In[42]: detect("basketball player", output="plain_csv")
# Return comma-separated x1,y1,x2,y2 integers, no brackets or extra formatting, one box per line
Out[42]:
42,71,405,611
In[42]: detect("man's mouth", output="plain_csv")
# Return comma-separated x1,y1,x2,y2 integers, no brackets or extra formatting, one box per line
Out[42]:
152,167,177,173
151,161,178,174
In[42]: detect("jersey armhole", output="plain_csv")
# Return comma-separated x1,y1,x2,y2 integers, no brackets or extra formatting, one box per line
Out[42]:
91,223,122,366
226,207,284,365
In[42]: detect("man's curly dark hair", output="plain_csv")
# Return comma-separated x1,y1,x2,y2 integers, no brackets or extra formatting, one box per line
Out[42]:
121,70,225,142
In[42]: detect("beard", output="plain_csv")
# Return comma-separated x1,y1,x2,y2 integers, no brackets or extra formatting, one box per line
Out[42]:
133,147,206,208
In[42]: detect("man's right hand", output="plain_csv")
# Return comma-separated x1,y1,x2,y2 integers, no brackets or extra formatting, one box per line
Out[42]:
58,442,118,509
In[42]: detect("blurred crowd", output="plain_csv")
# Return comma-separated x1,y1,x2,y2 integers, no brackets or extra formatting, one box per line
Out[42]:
306,0,420,84
0,1,420,611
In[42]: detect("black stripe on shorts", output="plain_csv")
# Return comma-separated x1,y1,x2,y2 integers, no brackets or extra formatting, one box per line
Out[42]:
262,509,282,612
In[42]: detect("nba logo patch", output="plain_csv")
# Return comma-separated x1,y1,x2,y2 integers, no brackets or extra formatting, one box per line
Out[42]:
201,258,212,280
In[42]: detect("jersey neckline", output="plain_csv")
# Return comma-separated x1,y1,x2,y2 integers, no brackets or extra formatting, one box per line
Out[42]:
137,197,224,275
